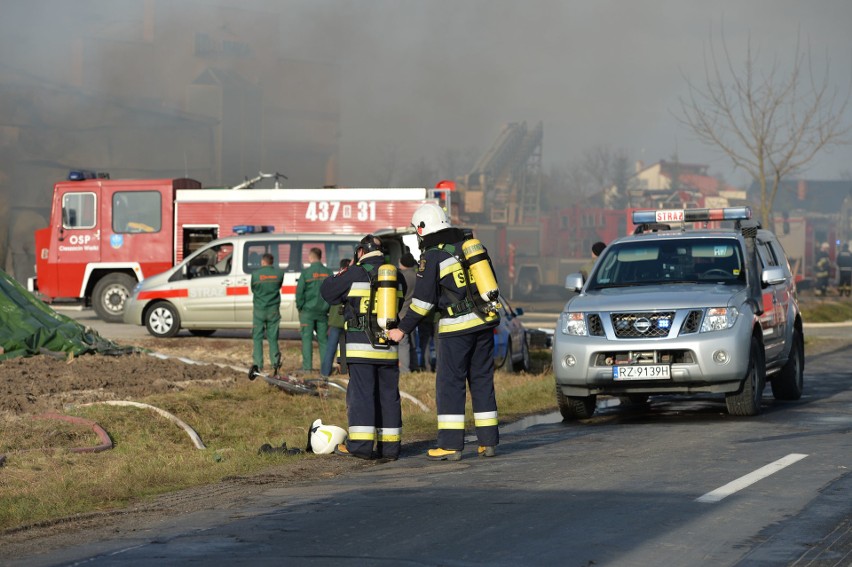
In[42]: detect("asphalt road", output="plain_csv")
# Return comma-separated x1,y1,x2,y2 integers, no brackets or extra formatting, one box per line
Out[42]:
15,312,852,566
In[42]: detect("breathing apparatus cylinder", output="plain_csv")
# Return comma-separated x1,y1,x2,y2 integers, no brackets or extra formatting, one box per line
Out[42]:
376,264,398,330
462,239,499,302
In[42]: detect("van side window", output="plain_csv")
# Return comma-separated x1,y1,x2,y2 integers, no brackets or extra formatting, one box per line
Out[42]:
301,243,327,268
243,242,291,273
189,243,233,278
62,192,96,229
301,242,357,270
113,191,162,233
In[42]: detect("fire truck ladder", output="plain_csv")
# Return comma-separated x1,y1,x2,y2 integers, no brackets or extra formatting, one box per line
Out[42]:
464,122,543,224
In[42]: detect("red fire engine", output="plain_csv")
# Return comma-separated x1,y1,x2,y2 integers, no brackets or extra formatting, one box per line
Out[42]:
30,172,440,322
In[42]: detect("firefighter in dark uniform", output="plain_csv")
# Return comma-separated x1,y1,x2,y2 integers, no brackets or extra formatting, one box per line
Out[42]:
388,204,500,461
837,242,852,297
815,242,831,296
320,235,406,460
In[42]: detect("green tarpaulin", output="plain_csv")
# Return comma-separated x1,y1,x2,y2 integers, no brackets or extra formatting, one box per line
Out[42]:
0,270,132,361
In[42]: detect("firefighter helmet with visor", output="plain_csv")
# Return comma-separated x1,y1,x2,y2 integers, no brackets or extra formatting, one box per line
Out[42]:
411,203,451,237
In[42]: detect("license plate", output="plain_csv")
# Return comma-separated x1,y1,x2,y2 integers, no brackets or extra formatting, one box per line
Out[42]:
613,364,670,380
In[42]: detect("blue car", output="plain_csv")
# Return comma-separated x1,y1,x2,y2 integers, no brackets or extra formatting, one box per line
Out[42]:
493,295,531,372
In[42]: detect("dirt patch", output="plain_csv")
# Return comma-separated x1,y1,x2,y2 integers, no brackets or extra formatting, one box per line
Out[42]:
0,342,247,417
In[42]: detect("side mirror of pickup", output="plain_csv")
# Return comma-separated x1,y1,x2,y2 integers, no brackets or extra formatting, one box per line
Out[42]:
761,266,786,287
565,272,584,292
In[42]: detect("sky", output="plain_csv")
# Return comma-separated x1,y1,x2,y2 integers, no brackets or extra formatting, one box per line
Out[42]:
272,0,852,187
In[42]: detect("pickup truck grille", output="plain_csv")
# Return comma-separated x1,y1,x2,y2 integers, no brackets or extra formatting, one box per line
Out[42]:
610,312,675,338
679,310,704,334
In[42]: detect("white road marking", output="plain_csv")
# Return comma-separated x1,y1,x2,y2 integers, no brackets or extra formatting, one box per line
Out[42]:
696,453,808,503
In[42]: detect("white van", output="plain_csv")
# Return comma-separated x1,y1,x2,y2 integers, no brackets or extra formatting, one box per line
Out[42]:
123,232,406,337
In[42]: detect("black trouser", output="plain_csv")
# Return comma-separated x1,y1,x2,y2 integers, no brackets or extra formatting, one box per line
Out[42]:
416,319,434,370
345,363,401,459
839,269,851,295
435,327,498,450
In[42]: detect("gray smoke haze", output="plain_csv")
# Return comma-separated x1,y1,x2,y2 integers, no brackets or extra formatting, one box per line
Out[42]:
272,0,852,185
2,0,851,188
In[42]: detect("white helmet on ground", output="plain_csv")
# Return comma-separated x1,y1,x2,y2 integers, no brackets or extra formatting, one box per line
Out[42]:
411,203,451,237
308,418,347,454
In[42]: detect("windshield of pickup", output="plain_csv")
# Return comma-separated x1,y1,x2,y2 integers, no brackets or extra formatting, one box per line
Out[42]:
588,237,745,290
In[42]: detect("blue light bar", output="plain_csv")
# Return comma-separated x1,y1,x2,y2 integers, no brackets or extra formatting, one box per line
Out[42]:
233,225,275,235
633,207,752,225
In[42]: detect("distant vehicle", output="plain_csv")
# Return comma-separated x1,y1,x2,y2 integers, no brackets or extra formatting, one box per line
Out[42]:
123,232,408,338
553,206,804,419
30,170,441,323
493,295,531,372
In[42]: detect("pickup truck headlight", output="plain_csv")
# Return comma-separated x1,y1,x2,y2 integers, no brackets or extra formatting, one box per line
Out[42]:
700,307,739,332
561,312,588,336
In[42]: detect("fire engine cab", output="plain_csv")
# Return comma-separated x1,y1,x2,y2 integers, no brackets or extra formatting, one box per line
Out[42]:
30,171,441,322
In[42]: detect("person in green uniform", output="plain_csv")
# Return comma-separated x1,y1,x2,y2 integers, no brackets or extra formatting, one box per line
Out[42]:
296,247,333,372
250,253,285,376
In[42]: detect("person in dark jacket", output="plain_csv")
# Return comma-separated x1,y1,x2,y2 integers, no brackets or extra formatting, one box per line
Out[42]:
837,242,852,297
296,247,332,372
387,204,500,461
250,253,285,375
320,235,407,460
320,258,351,378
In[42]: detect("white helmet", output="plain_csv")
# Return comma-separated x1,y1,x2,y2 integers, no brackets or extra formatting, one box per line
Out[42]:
308,418,347,454
412,203,451,237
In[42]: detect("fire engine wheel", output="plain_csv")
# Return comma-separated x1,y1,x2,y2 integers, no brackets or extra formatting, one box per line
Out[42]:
92,273,137,323
145,302,181,338
515,272,538,299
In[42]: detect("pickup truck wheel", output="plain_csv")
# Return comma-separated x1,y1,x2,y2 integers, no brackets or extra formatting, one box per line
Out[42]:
92,274,136,323
512,336,531,372
145,302,181,338
725,335,765,416
556,384,596,420
771,331,804,400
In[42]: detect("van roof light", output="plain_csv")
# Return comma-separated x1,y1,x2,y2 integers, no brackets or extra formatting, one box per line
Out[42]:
233,225,275,235
632,207,752,225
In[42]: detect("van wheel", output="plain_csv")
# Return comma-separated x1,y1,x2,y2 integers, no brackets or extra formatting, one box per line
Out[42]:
145,302,181,338
725,335,765,416
771,330,804,400
92,274,136,323
556,384,596,420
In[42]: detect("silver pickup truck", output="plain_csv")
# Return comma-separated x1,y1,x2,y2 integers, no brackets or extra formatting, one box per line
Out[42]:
553,207,804,418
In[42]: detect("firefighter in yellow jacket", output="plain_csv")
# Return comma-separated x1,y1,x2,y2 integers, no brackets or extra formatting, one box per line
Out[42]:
388,204,500,461
320,235,406,460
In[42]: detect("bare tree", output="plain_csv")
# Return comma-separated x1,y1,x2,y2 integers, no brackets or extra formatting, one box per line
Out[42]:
678,28,849,227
